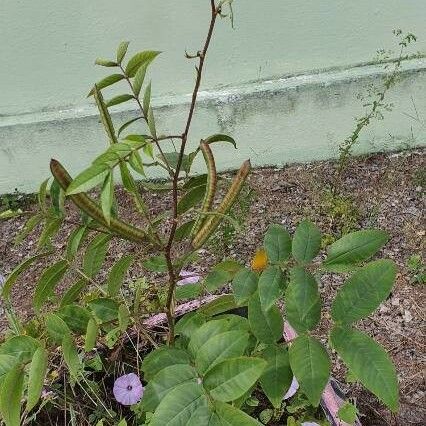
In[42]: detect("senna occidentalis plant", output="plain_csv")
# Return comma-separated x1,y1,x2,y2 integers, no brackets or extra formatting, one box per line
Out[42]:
50,159,147,243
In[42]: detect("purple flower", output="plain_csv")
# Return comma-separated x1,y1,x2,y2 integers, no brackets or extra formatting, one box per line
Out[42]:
177,270,201,286
301,423,320,426
113,373,144,406
283,376,299,400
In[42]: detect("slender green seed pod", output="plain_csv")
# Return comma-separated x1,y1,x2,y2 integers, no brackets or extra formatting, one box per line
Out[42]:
192,159,251,249
93,85,118,145
50,159,147,243
190,141,217,237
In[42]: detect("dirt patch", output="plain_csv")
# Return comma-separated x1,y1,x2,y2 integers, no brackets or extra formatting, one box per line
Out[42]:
0,149,425,425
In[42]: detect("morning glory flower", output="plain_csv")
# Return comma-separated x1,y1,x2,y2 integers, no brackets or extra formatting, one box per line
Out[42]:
113,373,144,406
301,423,320,426
177,270,201,286
283,376,299,399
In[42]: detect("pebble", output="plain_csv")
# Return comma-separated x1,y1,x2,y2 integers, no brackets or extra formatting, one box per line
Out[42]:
403,310,413,323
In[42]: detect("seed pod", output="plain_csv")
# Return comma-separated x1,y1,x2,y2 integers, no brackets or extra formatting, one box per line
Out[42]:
192,159,251,249
190,141,217,237
50,159,147,243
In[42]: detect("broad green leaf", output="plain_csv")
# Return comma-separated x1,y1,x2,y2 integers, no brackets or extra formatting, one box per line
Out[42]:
142,364,198,412
116,41,130,64
150,381,207,426
177,185,206,214
176,283,201,300
160,152,191,172
324,229,389,270
125,50,161,77
0,365,24,426
1,253,50,300
129,151,146,176
26,346,48,413
49,178,65,216
95,58,117,67
260,345,292,408
45,313,71,344
133,64,147,96
264,224,291,262
88,74,125,96
258,266,285,312
204,357,266,402
141,346,192,381
332,259,396,325
175,220,196,242
0,335,40,364
119,161,136,191
62,333,83,379
106,94,134,107
143,81,151,115
337,401,358,423
196,330,249,374
84,319,99,352
183,174,208,189
0,355,18,384
203,401,262,425
288,335,330,407
205,260,242,292
232,267,258,305
57,304,91,333
88,298,118,323
83,234,111,277
198,295,237,317
292,220,321,264
66,226,88,260
107,255,134,296
100,172,114,225
175,312,206,339
285,267,321,333
330,326,398,412
60,279,87,307
142,254,167,272
66,163,110,195
33,260,68,311
248,292,283,343
118,304,130,331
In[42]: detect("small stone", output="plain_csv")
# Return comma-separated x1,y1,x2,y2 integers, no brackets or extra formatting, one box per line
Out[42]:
403,310,413,323
391,297,400,306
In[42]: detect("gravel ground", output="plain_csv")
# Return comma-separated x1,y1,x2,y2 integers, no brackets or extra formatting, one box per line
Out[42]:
0,149,425,425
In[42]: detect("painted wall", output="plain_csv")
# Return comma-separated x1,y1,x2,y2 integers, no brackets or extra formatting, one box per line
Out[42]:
1,1,425,192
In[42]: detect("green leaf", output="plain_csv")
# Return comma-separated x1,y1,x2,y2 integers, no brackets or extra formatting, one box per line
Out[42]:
62,333,83,379
37,216,62,249
119,161,136,191
147,106,157,138
60,279,87,307
324,229,389,270
66,226,88,260
141,346,192,381
49,178,65,216
175,312,206,339
45,313,71,344
143,81,151,115
195,330,249,374
292,220,321,264
183,174,208,189
205,260,242,292
330,326,398,412
142,364,198,412
100,172,114,225
248,292,283,343
0,336,40,364
1,253,50,300
176,283,201,300
150,381,207,426
285,267,321,333
106,94,134,107
133,63,148,96
83,234,111,277
0,365,24,426
198,295,238,317
129,151,146,176
212,401,262,425
125,50,161,77
0,355,19,384
38,178,49,211
175,220,196,242
204,134,237,149
204,357,266,402
88,74,125,96
264,224,291,263
57,304,91,333
84,318,99,352
33,260,68,311
14,212,43,244
177,185,206,214
107,255,134,296
26,347,48,413
143,254,167,272
95,58,117,67
116,41,130,64
332,259,396,325
258,266,285,312
88,298,119,323
337,401,358,423
288,334,330,407
117,116,143,137
118,304,130,332
232,267,258,305
260,345,292,408
66,163,110,195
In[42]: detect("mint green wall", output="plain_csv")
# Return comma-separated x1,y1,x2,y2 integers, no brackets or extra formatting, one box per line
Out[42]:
1,1,425,192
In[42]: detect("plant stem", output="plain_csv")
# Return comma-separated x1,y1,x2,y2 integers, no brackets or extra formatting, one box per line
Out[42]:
164,0,219,345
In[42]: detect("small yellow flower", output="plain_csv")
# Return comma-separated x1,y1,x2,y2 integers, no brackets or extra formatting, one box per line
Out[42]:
251,249,268,272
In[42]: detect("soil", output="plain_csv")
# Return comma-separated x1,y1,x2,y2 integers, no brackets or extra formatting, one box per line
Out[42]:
0,148,425,425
